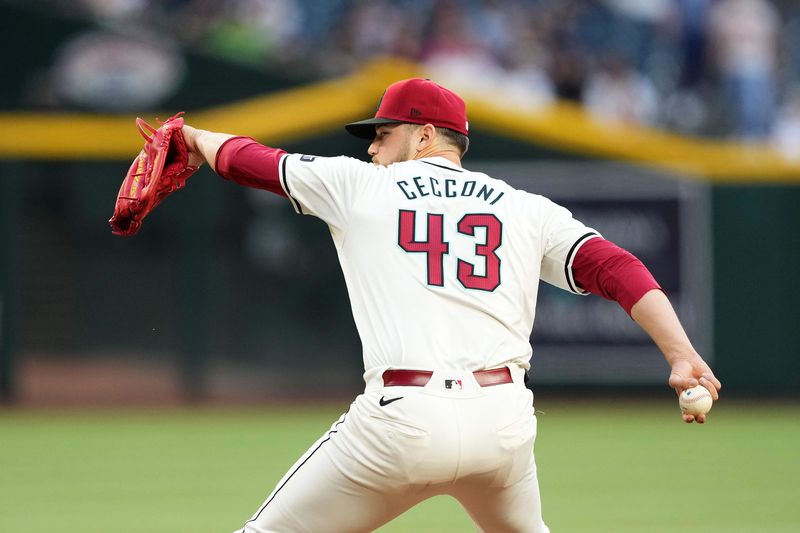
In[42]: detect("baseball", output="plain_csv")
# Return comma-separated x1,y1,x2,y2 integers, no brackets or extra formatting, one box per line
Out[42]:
679,385,713,416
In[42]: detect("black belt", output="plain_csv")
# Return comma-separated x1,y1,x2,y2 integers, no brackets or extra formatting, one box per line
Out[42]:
382,367,513,387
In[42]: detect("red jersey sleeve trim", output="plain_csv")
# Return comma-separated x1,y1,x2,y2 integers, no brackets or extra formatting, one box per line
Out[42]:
564,232,600,294
571,237,663,316
278,154,303,214
215,137,288,198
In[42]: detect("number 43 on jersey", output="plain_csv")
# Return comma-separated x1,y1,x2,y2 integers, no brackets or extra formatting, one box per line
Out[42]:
397,209,502,291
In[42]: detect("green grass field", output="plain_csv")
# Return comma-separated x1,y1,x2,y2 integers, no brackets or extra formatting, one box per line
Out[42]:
1,399,798,532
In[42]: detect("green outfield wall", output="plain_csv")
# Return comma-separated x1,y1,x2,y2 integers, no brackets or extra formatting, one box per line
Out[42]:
712,185,800,391
1,147,798,398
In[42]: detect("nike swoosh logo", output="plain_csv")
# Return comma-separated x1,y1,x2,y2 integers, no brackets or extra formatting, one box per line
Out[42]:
379,395,404,407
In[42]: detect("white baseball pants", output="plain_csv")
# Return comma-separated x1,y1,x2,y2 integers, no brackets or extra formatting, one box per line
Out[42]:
234,366,549,533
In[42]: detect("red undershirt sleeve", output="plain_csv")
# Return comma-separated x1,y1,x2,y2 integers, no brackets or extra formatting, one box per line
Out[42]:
214,137,288,198
571,237,663,316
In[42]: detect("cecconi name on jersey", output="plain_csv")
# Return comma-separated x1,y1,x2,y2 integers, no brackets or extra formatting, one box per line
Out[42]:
395,176,505,205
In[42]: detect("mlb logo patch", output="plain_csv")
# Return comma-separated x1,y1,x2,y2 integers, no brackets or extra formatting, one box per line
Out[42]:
444,379,463,390
300,154,316,162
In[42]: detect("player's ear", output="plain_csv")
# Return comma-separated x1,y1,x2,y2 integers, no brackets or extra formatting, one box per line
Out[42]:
417,124,436,151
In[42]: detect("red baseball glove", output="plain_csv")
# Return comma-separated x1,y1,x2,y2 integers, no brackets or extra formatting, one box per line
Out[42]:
109,112,199,236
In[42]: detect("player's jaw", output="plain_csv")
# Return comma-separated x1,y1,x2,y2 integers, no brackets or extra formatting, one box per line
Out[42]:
368,124,418,166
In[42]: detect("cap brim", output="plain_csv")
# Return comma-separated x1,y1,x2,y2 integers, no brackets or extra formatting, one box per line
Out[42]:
344,117,405,139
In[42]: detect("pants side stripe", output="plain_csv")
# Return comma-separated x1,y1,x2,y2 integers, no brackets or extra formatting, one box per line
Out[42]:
241,409,350,529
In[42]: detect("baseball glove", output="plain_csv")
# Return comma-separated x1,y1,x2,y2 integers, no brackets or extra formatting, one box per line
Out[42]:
109,112,198,236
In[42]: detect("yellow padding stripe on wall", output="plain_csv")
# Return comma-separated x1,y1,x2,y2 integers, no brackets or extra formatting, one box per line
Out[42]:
1,57,798,183
0,59,420,160
470,99,800,182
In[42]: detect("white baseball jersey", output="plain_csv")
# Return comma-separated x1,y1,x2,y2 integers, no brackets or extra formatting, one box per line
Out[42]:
278,154,599,373
236,152,595,533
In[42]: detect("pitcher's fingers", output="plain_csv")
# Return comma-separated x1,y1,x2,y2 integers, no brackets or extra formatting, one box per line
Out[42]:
698,377,719,400
670,376,698,395
706,373,722,391
682,413,696,423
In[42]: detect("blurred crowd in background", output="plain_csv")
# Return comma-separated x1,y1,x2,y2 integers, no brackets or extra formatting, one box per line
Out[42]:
14,0,800,151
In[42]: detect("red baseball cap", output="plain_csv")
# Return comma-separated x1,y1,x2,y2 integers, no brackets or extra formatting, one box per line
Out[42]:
345,78,469,139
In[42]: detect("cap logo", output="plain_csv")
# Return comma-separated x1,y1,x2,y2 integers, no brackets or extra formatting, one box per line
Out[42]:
410,107,422,117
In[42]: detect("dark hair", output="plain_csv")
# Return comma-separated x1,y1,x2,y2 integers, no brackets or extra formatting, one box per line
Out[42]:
435,127,470,157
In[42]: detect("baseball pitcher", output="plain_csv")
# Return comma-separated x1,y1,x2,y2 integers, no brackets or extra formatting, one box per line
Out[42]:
115,78,721,532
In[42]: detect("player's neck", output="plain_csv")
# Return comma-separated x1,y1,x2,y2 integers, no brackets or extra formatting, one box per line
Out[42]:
413,146,462,167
